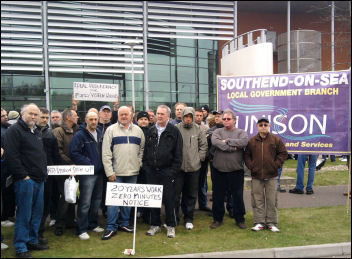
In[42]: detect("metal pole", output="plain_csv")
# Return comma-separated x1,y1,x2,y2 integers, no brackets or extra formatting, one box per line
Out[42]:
331,1,335,71
42,1,50,110
234,1,237,38
132,206,137,254
287,1,291,73
131,45,135,110
143,1,149,110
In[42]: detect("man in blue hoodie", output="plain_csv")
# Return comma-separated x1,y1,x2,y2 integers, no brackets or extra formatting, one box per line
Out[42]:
70,111,105,240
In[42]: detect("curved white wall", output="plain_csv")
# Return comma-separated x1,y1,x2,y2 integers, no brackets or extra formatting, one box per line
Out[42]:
221,42,273,76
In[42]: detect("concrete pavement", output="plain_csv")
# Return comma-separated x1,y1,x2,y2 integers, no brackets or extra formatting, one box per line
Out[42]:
154,242,351,258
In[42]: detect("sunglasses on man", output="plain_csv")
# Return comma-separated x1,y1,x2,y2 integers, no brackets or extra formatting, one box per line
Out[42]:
258,123,269,127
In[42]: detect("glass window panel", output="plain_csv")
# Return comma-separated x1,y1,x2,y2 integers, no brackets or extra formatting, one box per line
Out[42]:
177,56,195,67
176,38,195,47
198,40,213,49
199,84,209,94
199,68,209,85
148,53,170,65
149,81,171,92
148,64,170,82
176,66,195,83
199,58,208,68
176,46,195,57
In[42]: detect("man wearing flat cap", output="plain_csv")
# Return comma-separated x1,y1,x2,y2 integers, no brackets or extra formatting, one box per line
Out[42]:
244,117,288,233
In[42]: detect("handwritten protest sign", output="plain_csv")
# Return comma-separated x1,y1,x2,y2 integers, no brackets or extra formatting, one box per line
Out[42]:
105,182,163,208
73,82,119,102
47,165,94,175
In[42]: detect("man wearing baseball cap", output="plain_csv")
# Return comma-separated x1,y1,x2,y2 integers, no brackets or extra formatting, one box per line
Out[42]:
244,117,288,233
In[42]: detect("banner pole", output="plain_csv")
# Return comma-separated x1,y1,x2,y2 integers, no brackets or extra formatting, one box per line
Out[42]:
347,155,351,214
132,206,137,255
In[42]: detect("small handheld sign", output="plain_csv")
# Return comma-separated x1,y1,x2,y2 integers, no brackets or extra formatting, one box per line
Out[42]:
47,165,94,176
106,182,163,255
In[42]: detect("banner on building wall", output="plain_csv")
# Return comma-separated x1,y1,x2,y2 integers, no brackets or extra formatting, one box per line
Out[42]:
73,82,119,102
217,70,351,154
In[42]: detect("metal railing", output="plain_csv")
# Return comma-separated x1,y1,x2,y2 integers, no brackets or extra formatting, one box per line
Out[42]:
222,29,267,57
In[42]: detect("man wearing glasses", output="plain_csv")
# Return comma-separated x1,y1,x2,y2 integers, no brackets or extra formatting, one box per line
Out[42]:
210,109,248,230
244,117,288,233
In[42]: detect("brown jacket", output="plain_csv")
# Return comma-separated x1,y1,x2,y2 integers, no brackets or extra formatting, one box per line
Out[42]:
244,132,288,180
52,123,78,165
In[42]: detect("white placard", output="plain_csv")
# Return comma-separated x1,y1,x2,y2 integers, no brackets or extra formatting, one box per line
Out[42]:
47,165,94,175
105,182,163,208
73,82,119,102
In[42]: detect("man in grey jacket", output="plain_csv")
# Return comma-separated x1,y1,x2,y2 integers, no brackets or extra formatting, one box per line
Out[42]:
210,109,248,230
175,107,207,230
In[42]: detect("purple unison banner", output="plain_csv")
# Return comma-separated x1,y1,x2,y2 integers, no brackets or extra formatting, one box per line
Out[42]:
217,70,351,155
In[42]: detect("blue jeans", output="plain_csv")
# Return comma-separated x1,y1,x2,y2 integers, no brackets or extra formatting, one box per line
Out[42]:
296,154,318,191
77,174,103,235
106,175,137,231
14,179,44,253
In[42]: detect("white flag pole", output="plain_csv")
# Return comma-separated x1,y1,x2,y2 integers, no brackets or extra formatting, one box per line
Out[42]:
132,206,137,255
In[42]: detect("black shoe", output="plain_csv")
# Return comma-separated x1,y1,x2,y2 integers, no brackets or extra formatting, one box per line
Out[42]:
27,243,49,251
289,188,304,194
306,189,314,195
16,252,32,258
54,228,63,236
236,222,247,229
118,225,133,233
101,230,117,240
210,221,223,229
199,207,212,212
38,236,48,245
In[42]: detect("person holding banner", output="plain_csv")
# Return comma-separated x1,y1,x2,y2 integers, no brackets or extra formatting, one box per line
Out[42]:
244,117,288,232
143,105,183,238
210,109,248,230
101,106,145,240
52,108,79,236
4,103,49,258
70,111,105,240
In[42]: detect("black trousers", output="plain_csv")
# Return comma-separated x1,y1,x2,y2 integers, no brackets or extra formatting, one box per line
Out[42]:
175,170,199,224
211,167,246,223
197,159,209,209
54,176,76,230
39,176,59,236
145,167,177,227
1,183,15,221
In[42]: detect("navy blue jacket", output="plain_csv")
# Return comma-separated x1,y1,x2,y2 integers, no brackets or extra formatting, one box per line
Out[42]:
4,118,47,182
69,124,104,175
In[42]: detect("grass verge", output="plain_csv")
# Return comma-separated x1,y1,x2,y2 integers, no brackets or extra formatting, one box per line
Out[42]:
1,205,350,258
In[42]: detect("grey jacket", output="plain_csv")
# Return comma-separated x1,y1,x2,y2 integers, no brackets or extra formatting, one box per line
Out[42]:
212,127,248,172
176,107,208,172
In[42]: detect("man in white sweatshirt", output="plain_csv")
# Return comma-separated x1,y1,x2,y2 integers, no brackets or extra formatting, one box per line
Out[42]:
101,106,145,240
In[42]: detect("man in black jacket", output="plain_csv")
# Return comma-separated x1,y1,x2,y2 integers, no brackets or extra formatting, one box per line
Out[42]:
143,105,183,238
4,103,49,258
36,108,63,245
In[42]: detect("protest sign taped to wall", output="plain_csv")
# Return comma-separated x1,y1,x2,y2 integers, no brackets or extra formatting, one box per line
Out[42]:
105,182,163,208
47,165,94,175
73,82,119,102
217,69,351,155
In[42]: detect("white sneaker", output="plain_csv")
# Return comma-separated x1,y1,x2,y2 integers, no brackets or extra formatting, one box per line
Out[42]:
268,224,280,232
1,242,9,250
185,222,193,230
165,225,176,238
92,226,104,233
146,226,161,236
78,232,90,240
251,223,266,231
49,219,56,227
341,158,347,162
1,220,14,227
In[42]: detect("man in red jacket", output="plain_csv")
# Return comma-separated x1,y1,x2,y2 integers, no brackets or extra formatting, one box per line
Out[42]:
244,117,288,233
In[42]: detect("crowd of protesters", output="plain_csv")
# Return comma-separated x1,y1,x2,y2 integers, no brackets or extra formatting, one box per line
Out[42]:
0,98,348,258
